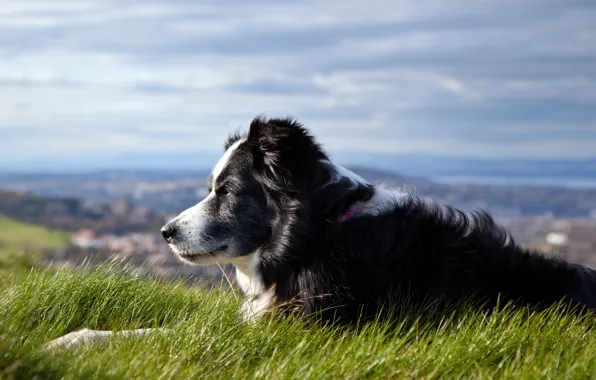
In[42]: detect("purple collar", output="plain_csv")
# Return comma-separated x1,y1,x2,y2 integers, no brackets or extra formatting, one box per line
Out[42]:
340,204,366,222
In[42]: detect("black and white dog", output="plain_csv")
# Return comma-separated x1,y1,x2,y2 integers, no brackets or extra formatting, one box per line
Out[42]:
45,116,596,349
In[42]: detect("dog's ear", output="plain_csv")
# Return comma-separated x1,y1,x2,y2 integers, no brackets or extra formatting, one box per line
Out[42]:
247,117,328,195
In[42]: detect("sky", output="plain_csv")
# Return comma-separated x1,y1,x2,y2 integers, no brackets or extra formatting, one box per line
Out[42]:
0,0,595,171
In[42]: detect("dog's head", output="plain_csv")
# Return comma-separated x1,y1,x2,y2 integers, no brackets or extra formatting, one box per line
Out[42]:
161,117,334,265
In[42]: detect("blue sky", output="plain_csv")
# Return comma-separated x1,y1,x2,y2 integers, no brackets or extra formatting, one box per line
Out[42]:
0,0,595,171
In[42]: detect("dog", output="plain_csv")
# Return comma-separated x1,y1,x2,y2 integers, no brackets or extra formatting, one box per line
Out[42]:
44,116,596,349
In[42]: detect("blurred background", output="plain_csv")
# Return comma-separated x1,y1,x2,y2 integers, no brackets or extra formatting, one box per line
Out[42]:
1,0,595,286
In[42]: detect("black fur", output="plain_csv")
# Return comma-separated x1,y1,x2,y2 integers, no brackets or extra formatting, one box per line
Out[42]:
224,130,243,150
224,117,596,323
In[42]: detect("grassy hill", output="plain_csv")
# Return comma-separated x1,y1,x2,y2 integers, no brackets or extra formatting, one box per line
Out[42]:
2,264,596,379
0,216,69,288
0,216,68,251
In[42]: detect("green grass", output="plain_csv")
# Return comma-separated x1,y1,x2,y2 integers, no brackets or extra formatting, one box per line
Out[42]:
0,216,69,289
0,216,69,288
0,217,69,251
2,264,596,379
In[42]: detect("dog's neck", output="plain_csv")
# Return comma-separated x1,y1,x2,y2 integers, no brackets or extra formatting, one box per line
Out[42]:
231,251,277,321
231,252,263,296
232,163,407,320
325,162,407,221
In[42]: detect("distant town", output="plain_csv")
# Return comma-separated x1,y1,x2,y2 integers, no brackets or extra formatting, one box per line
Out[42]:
1,167,596,284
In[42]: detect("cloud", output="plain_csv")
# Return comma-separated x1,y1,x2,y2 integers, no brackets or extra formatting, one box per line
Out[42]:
0,0,595,170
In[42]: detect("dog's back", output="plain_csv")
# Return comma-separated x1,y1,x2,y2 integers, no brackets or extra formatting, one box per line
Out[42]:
270,193,596,322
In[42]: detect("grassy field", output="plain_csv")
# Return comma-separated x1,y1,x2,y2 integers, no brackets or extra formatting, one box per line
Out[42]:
0,216,69,252
2,262,596,379
1,217,596,379
0,216,69,288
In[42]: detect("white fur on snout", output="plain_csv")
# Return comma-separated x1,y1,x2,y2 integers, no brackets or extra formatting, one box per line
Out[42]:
166,194,214,258
175,193,213,230
166,137,247,261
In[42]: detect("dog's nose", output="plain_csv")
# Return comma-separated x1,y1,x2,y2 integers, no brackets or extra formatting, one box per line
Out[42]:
160,224,176,243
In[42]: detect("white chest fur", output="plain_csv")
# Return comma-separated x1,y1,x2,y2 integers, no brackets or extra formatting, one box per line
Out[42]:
231,253,275,321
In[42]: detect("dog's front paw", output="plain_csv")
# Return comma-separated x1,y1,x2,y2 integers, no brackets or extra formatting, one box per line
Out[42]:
42,328,106,351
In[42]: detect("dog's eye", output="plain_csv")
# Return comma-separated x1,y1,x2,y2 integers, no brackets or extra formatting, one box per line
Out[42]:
215,187,229,195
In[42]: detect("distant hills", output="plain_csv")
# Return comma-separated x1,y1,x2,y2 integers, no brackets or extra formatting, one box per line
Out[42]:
0,190,166,234
1,167,596,218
